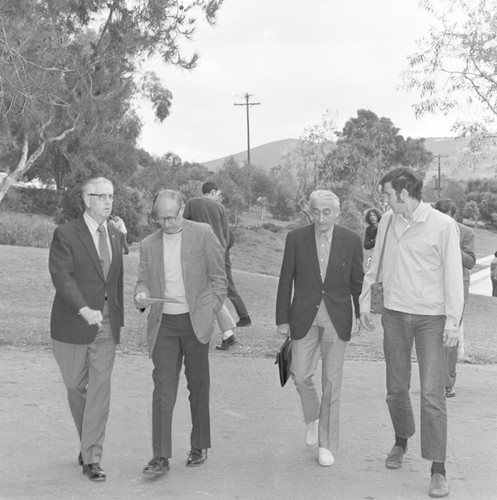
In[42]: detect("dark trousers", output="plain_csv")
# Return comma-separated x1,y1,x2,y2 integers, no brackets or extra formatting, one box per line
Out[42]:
151,313,210,458
492,279,497,297
225,252,249,319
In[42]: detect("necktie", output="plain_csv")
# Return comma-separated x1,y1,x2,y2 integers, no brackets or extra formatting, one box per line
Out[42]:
97,224,111,279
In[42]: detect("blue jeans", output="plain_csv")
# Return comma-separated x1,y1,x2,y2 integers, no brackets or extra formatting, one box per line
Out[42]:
381,309,447,462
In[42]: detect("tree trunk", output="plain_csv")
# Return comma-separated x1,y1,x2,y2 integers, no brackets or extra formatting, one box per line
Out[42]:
0,124,75,203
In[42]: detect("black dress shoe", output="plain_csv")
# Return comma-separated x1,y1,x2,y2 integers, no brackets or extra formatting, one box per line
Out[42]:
186,448,207,467
143,456,170,475
236,315,252,327
78,452,83,466
82,463,106,481
215,335,237,350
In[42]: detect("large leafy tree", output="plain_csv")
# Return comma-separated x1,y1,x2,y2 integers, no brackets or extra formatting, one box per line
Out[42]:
401,0,497,162
320,109,433,208
280,111,338,197
0,0,224,203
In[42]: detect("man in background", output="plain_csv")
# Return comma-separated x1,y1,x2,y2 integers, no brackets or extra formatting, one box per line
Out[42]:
434,198,475,398
490,251,497,297
276,190,363,467
49,177,124,482
360,167,463,498
135,190,226,474
184,180,251,349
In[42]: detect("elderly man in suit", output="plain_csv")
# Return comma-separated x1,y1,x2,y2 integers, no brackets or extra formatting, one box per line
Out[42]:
135,189,227,475
276,190,364,467
49,177,124,481
434,198,476,398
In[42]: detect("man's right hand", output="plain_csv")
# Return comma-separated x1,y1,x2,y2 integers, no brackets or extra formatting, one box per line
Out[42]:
276,323,290,336
79,306,103,328
360,312,375,331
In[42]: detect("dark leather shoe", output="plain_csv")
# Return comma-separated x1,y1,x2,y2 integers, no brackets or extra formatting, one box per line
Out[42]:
236,315,252,327
445,387,455,398
78,452,83,466
186,448,207,467
216,335,237,350
143,456,170,475
385,445,407,469
429,473,449,497
82,463,106,481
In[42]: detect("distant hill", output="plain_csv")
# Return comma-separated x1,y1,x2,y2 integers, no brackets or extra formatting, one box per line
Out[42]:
423,137,497,181
201,138,299,171
201,136,497,180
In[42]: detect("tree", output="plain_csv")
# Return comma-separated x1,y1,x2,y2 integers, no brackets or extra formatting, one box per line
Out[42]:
401,0,497,162
0,0,224,203
321,110,433,208
267,165,299,221
280,111,338,197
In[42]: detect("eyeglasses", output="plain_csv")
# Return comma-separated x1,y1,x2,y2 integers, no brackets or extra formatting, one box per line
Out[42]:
89,194,114,201
155,207,181,225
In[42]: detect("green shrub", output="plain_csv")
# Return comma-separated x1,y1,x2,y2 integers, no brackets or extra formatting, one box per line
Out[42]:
2,186,60,216
0,212,56,248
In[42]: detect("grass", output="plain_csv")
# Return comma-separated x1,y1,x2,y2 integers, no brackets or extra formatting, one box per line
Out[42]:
0,211,56,248
2,221,497,364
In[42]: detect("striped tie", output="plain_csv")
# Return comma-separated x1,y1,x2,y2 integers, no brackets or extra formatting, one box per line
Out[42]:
97,224,111,279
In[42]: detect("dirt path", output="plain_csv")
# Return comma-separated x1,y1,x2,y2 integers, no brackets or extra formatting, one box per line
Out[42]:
1,349,496,499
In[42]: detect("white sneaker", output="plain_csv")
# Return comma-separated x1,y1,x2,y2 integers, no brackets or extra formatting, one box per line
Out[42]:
305,419,319,447
318,447,335,467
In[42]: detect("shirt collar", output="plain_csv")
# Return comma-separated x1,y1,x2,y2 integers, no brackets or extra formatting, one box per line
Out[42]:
83,211,107,233
398,201,431,224
314,224,334,242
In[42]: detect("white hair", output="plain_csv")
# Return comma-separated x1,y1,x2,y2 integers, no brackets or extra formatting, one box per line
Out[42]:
309,190,340,209
82,177,113,197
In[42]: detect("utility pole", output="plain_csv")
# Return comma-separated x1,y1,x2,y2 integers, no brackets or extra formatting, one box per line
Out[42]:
437,154,442,199
234,92,260,211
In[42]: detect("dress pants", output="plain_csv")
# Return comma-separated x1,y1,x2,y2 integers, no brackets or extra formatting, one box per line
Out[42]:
151,313,210,459
225,251,249,319
381,309,447,462
52,305,116,465
290,304,347,452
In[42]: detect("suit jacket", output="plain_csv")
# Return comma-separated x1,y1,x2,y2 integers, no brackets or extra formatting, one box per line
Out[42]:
135,219,227,356
457,222,476,303
183,197,230,250
49,216,124,344
276,223,364,342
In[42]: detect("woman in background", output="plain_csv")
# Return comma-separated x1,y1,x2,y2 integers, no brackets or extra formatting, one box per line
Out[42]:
363,208,382,250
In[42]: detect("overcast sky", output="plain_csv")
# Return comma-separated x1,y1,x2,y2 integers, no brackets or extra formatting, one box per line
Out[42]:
137,0,455,163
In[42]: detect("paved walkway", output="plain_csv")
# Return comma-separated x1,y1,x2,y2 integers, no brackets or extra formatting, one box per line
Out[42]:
1,349,496,499
469,255,494,297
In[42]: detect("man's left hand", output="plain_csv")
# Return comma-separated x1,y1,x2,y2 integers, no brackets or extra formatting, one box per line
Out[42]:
443,329,459,347
351,320,361,337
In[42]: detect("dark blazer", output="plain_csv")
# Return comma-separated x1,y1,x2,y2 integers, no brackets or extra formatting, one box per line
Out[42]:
457,222,476,303
183,197,230,250
49,216,124,344
276,223,364,342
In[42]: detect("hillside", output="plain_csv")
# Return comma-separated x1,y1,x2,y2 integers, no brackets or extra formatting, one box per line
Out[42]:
424,137,497,181
201,136,497,180
201,138,299,171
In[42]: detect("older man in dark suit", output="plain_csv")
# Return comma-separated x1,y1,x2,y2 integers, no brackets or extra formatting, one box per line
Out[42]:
135,189,227,475
49,176,124,481
276,190,364,467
